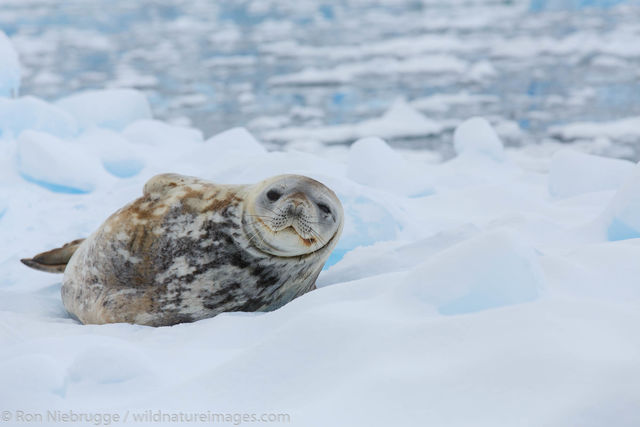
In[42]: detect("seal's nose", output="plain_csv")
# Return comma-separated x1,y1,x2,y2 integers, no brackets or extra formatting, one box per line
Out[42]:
287,199,305,217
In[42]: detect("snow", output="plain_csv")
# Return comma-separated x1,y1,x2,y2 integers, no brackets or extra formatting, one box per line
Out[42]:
0,31,20,97
0,97,78,139
2,100,640,424
600,163,640,241
56,89,152,132
2,24,640,427
347,137,434,197
548,149,635,198
402,229,543,315
122,119,204,147
16,130,112,194
453,117,505,161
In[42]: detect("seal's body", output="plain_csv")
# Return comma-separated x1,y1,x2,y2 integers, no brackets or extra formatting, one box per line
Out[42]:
23,174,343,326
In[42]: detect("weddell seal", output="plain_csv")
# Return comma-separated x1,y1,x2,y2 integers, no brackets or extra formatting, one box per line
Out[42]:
22,173,343,326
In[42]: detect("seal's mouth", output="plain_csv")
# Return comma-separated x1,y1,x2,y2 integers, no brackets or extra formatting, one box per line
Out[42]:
274,225,316,247
278,225,316,247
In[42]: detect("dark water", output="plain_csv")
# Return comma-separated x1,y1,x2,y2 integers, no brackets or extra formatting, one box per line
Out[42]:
2,0,640,156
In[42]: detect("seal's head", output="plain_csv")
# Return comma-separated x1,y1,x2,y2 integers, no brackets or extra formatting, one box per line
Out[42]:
244,174,343,257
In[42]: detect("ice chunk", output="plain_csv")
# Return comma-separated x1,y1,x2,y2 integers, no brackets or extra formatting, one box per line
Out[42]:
0,96,78,139
549,149,635,198
76,129,146,178
326,195,401,267
453,117,505,161
401,230,543,315
204,127,266,155
600,163,640,241
168,127,268,177
56,89,152,131
0,31,20,97
17,130,111,193
123,119,203,146
347,137,434,196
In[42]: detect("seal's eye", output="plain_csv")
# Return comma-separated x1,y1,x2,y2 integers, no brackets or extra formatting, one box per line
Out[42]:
317,203,331,215
266,189,282,201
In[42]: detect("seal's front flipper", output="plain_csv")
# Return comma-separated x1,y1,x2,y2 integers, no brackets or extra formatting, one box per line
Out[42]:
21,238,85,273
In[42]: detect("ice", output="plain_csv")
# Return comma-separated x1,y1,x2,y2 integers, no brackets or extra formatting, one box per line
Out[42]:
203,126,266,155
453,117,505,161
320,224,480,286
411,92,497,113
599,163,640,240
122,119,203,146
0,97,78,139
326,194,402,268
76,129,146,179
549,116,640,142
0,31,20,97
530,0,632,11
347,137,434,196
3,85,640,425
548,149,635,198
56,89,152,132
401,230,543,315
269,55,468,86
264,99,443,144
16,130,112,194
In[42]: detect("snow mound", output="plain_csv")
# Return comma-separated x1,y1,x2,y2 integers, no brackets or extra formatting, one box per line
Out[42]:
402,230,543,315
204,127,266,155
0,31,20,97
17,130,110,193
601,163,640,241
347,137,434,196
168,127,268,178
549,149,635,198
122,119,203,146
0,97,78,139
56,89,152,131
453,117,505,161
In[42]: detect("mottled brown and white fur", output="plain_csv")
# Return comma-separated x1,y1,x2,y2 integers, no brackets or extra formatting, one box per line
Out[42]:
24,173,343,326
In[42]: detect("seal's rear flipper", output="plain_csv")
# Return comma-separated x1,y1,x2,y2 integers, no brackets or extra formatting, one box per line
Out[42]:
21,238,85,273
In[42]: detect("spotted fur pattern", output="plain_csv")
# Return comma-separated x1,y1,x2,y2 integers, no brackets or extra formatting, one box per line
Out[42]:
61,174,341,326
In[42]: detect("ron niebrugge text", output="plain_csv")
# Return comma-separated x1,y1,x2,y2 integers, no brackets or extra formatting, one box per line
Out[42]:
1,410,291,425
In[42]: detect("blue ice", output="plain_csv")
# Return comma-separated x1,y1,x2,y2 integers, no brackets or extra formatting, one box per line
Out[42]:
20,173,90,194
607,217,640,241
324,195,401,269
102,159,144,178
